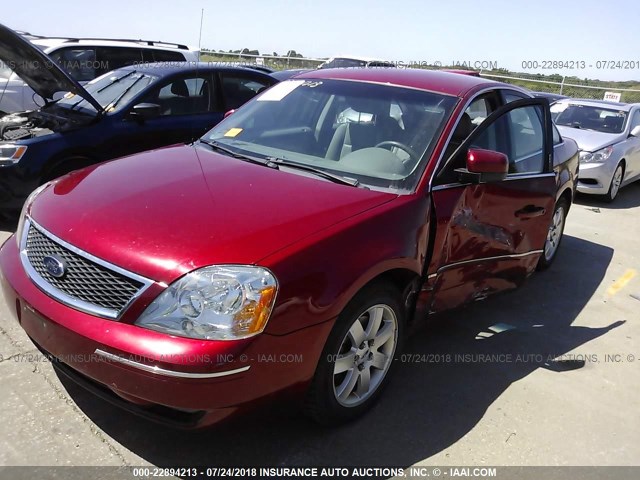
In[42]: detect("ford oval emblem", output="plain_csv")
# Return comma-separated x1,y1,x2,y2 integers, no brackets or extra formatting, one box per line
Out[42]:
42,255,67,279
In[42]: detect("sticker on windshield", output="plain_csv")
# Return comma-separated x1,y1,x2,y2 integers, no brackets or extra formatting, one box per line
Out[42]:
257,80,305,101
224,128,243,138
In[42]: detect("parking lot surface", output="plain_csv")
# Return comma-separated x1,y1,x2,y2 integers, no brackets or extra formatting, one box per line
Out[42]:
0,187,638,469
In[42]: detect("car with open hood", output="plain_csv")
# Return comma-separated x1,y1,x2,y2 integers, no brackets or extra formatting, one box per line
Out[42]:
551,99,640,202
0,68,578,428
0,23,277,216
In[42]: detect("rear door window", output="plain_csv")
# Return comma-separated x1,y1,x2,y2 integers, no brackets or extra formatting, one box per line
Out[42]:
96,47,143,74
151,50,187,62
49,47,97,82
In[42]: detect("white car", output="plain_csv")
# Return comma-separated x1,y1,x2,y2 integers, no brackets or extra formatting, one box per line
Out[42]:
552,99,640,202
0,32,199,114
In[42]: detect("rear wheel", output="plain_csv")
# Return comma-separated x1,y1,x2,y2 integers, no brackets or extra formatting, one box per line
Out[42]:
304,283,404,425
603,163,624,203
537,198,568,270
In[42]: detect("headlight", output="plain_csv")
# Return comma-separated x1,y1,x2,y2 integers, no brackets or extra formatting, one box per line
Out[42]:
136,265,278,340
0,144,28,166
16,182,51,247
580,146,613,163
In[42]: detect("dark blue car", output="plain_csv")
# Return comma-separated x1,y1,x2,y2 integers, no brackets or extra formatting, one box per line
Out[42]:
0,24,277,216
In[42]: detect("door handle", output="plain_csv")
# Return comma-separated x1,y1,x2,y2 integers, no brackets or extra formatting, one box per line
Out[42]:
515,205,546,219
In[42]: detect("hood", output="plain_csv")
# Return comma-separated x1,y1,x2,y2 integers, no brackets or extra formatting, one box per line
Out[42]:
0,24,103,112
556,125,623,153
30,144,396,284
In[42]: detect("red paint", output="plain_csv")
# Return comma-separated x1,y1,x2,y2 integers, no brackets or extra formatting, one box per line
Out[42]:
0,69,578,427
467,148,509,174
297,67,500,97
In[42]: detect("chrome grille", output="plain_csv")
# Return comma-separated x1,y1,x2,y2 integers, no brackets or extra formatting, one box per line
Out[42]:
24,222,145,316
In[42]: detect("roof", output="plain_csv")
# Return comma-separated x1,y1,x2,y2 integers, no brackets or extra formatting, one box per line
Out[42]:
296,67,502,97
115,61,270,77
555,98,633,111
31,37,197,52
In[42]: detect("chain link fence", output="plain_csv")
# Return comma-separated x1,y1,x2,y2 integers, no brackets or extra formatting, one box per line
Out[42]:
199,51,640,103
200,50,323,70
480,73,640,103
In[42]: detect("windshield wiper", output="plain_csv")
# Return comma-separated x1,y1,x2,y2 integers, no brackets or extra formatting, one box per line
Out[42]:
108,75,147,110
265,156,360,187
97,70,137,93
199,139,277,168
200,140,360,187
67,73,136,112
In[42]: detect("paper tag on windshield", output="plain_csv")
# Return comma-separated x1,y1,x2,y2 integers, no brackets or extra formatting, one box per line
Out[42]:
257,80,305,101
224,128,243,137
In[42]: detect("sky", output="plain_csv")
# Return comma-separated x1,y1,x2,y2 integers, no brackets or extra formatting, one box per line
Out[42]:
4,0,640,82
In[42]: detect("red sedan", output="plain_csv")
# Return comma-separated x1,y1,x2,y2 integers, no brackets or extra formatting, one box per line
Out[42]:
0,68,578,427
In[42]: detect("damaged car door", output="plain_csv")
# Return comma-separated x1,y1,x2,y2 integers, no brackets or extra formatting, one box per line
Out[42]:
428,98,557,312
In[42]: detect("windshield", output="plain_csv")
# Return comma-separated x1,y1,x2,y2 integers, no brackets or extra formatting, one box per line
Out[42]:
202,79,457,192
56,70,157,114
552,103,628,134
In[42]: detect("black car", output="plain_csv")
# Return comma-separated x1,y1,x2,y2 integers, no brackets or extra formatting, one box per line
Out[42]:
0,24,277,217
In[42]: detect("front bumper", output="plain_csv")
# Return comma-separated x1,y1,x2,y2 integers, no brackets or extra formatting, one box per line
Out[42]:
0,235,332,428
576,161,617,195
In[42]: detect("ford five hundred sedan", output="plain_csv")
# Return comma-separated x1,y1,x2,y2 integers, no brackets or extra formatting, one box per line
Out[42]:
0,69,579,427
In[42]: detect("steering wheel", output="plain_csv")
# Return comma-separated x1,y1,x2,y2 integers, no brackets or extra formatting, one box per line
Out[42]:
375,141,420,164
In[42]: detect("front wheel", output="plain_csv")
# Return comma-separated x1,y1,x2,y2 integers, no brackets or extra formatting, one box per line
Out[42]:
603,163,624,203
537,199,568,271
304,283,404,425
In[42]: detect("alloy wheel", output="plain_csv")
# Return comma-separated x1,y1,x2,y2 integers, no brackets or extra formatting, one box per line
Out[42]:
544,205,566,262
610,165,623,200
332,304,398,407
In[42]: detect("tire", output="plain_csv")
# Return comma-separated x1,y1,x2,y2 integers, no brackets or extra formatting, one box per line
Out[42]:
537,198,568,271
603,162,624,203
304,282,405,425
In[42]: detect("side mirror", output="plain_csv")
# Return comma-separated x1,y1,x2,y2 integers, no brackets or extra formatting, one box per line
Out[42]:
456,148,509,183
223,109,236,119
629,125,640,137
129,103,161,121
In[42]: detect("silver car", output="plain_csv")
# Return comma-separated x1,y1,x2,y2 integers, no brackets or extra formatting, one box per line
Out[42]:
552,99,640,202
